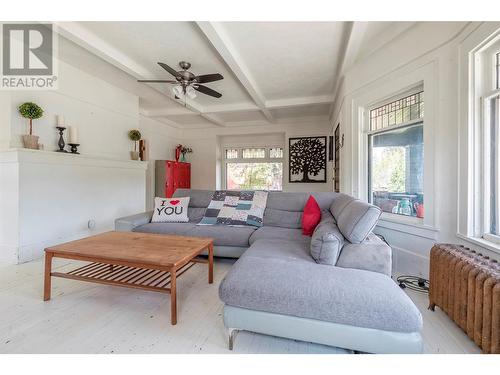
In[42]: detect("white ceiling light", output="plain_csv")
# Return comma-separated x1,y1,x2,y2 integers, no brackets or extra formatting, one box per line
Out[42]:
186,86,197,99
172,85,197,99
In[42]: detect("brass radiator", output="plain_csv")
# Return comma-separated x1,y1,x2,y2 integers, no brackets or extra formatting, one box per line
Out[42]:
428,244,500,353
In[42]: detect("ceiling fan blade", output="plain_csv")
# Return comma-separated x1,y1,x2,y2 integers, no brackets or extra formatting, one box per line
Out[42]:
157,62,180,77
137,79,177,83
195,73,224,84
194,84,222,98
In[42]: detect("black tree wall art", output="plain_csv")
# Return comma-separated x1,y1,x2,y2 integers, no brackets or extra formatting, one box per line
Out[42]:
289,136,327,183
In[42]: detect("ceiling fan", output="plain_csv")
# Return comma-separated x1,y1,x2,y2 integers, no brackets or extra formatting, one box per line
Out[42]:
138,61,223,100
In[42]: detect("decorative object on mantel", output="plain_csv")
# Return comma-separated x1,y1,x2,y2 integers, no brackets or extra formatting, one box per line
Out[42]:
128,129,141,160
175,144,193,162
289,136,327,183
68,143,80,154
139,139,147,161
67,125,80,154
55,126,68,153
18,102,44,149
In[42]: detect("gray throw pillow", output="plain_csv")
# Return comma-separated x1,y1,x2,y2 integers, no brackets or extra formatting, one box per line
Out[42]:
335,199,381,244
310,216,345,265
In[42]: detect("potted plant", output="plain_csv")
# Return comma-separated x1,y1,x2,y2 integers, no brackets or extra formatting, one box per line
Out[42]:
128,129,141,160
18,102,44,149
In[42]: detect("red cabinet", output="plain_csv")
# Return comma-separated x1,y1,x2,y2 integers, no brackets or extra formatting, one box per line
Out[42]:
155,160,191,198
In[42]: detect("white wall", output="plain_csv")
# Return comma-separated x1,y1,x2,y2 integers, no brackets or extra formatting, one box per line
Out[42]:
140,115,182,210
332,22,500,277
183,121,333,192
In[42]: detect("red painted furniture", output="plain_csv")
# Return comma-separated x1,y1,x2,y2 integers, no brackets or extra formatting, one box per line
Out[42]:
155,160,191,198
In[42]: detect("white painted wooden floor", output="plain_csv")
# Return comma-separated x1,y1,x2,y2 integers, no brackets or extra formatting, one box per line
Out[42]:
0,257,481,354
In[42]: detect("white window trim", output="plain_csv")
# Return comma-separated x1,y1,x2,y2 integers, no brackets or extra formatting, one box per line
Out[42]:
349,62,437,232
221,145,284,190
458,23,500,254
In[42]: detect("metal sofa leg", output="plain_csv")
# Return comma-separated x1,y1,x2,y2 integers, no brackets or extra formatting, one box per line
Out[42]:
228,328,238,351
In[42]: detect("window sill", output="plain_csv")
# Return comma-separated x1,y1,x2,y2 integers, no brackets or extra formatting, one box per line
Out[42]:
456,233,500,256
376,213,439,240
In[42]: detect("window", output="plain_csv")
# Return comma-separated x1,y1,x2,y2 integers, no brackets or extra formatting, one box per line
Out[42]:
223,146,283,191
480,44,500,243
368,91,424,218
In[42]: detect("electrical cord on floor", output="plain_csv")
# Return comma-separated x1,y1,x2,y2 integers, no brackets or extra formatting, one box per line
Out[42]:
396,275,429,293
375,234,430,294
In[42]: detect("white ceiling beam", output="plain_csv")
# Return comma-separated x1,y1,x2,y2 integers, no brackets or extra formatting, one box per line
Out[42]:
54,22,226,128
328,21,369,121
202,102,260,114
143,107,197,117
266,95,335,109
196,21,275,123
200,113,225,127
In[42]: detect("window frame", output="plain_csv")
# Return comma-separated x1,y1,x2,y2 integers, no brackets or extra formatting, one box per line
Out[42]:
458,25,500,255
367,88,425,221
222,145,284,191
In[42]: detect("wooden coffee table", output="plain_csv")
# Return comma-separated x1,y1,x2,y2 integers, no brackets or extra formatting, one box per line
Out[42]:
43,231,214,325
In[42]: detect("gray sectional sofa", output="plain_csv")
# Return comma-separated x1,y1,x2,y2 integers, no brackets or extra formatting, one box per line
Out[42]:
115,189,423,353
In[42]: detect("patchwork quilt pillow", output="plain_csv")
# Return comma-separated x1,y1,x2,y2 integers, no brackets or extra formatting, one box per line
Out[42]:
199,190,268,227
151,196,190,223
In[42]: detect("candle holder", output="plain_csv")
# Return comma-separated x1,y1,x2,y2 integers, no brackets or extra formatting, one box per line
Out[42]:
68,143,80,154
55,126,68,153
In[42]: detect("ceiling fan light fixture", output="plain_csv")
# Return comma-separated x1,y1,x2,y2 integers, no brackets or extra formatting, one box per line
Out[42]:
172,85,184,98
186,86,197,99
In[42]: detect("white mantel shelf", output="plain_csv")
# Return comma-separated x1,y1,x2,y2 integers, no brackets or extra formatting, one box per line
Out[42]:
0,148,148,170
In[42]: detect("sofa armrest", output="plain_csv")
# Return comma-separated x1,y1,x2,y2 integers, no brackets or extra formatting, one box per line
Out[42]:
336,234,392,276
115,211,153,232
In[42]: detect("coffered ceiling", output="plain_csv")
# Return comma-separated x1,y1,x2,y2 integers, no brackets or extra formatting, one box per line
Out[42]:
56,21,415,129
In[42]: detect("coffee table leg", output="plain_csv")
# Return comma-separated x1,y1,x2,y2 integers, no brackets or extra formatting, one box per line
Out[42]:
208,243,214,284
43,252,53,301
170,268,177,325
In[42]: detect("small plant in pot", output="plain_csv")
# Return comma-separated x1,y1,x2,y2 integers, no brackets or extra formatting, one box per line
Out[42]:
19,102,44,149
128,129,142,160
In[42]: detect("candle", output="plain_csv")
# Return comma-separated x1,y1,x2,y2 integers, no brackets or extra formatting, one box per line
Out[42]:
69,126,78,143
57,115,65,126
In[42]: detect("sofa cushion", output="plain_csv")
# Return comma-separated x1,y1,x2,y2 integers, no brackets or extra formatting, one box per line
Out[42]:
302,195,322,235
310,215,344,265
329,193,355,222
173,189,213,208
132,222,196,236
188,207,206,223
219,254,422,333
151,196,190,223
336,199,381,243
249,226,309,245
263,208,302,229
198,190,268,227
189,224,257,247
246,239,314,263
336,233,392,276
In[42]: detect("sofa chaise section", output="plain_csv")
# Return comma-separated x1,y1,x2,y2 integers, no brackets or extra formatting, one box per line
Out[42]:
219,242,423,353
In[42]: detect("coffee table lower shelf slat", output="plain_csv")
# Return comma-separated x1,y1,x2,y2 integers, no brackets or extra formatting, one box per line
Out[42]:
51,261,196,294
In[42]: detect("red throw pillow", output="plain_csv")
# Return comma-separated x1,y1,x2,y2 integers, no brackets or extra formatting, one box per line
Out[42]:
302,195,321,236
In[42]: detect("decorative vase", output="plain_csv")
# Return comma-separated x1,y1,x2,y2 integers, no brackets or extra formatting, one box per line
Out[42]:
130,151,139,160
181,153,186,162
175,147,181,162
22,135,39,149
